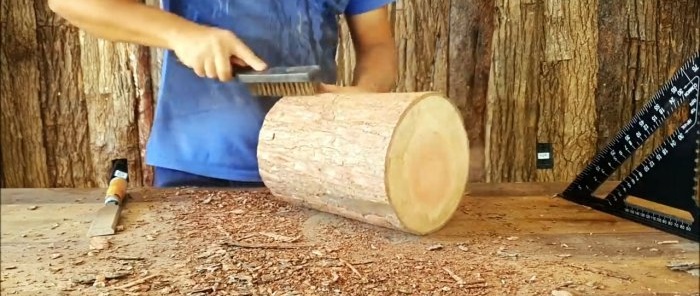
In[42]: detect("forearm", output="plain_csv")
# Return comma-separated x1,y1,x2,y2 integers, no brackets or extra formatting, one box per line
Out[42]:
48,0,203,49
351,42,398,92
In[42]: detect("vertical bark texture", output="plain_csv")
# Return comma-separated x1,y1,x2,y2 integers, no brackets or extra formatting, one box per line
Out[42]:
1,0,50,187
484,0,541,183
536,0,598,182
2,0,699,187
595,0,700,179
79,34,144,187
484,0,598,183
447,0,495,182
1,0,153,187
34,0,94,188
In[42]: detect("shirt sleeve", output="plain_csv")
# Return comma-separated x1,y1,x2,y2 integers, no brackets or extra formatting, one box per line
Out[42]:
345,0,396,16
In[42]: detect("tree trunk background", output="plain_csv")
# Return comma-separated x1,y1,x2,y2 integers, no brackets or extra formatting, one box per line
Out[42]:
2,0,699,188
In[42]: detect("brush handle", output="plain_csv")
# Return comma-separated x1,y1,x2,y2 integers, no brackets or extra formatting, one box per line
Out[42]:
105,159,129,205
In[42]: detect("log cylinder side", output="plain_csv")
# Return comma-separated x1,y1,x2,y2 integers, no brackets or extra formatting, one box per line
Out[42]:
257,91,469,234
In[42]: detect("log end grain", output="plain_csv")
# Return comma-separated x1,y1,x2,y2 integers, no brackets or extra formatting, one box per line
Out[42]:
385,93,470,234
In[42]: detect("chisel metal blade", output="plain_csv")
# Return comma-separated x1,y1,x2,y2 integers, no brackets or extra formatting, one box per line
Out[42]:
87,158,129,237
87,203,123,236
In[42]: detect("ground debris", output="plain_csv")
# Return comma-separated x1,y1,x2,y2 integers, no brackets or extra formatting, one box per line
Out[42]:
71,271,132,285
426,244,443,251
89,237,111,250
656,240,679,245
566,263,631,281
667,262,700,277
157,188,568,294
43,187,673,295
551,290,573,296
221,240,315,249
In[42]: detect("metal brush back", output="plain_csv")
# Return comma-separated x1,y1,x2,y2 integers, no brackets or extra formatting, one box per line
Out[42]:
235,65,322,83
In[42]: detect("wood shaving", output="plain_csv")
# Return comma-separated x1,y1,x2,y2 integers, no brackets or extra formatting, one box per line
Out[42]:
89,237,110,250
25,188,657,295
657,240,679,245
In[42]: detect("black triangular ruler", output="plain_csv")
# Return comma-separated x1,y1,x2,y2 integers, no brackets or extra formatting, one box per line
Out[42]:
559,51,700,242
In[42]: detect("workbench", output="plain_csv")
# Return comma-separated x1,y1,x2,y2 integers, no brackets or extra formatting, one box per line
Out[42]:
1,183,698,295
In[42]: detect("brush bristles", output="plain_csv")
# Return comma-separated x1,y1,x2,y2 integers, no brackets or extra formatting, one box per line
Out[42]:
247,82,317,97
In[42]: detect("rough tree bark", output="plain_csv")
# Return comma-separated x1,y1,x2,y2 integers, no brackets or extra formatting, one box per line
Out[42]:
258,92,469,235
79,34,145,187
484,0,598,183
536,0,598,182
3,0,699,188
1,0,51,187
596,0,700,179
447,0,495,182
485,0,541,183
34,0,94,188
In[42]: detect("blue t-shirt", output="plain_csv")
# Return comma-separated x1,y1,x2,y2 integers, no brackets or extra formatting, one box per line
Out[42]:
146,0,394,183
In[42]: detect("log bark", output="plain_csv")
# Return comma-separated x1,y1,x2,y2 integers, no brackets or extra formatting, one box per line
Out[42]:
257,92,470,235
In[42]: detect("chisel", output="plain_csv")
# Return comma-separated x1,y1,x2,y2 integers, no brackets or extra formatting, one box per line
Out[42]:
87,158,129,237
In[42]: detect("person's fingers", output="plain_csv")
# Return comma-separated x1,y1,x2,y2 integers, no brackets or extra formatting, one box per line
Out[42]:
215,53,232,81
230,56,247,67
230,40,267,71
204,58,217,79
317,83,368,94
191,62,206,78
317,83,342,93
316,83,331,93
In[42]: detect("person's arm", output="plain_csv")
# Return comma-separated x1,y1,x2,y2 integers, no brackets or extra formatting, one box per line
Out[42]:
48,0,266,81
319,2,397,93
49,0,197,49
346,4,398,92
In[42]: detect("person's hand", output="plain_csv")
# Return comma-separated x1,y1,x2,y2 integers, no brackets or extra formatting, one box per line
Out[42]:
170,25,267,82
317,83,371,94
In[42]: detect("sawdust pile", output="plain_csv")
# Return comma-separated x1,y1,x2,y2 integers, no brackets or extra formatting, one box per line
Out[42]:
158,189,593,295
17,188,649,295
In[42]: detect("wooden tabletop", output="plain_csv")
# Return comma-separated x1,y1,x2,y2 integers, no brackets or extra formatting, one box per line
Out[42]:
1,183,698,295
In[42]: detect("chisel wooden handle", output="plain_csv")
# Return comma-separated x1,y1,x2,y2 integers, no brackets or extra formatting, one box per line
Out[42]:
105,158,129,205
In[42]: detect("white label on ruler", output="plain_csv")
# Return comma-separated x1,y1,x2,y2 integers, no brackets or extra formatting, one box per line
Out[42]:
537,152,551,160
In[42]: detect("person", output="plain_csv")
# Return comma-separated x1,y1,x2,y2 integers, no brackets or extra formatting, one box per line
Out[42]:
48,0,398,188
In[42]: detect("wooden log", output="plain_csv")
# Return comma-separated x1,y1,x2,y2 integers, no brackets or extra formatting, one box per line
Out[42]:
257,92,470,235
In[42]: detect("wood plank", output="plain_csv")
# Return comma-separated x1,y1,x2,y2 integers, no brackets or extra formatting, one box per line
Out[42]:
1,184,697,294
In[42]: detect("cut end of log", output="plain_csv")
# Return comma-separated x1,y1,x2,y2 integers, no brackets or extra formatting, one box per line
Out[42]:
385,94,470,234
257,91,469,235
